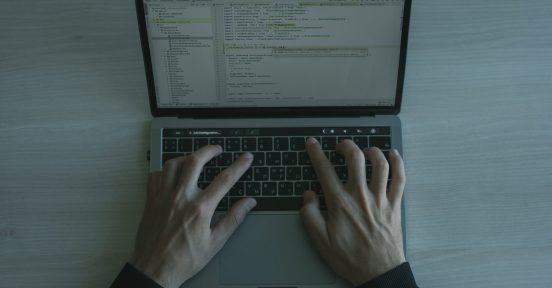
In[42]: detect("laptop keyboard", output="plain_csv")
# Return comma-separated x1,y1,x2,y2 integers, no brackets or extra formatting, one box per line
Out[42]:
161,127,392,211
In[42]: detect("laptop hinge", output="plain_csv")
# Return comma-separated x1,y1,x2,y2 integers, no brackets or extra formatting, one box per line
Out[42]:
178,114,373,119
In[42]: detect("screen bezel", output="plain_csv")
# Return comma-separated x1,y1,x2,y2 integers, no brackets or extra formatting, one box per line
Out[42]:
135,0,411,118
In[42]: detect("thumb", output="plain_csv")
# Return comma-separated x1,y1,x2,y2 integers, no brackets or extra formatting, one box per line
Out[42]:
300,191,330,253
212,198,256,244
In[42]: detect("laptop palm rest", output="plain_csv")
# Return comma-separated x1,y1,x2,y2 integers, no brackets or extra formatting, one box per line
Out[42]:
220,214,336,285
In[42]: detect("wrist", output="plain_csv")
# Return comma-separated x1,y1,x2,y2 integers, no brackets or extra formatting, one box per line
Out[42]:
129,258,170,288
350,256,406,286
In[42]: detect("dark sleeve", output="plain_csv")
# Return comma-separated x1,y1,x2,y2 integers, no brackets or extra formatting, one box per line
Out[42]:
110,263,163,288
355,262,418,288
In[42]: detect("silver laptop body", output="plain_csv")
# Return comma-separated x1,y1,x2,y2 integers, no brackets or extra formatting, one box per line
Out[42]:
136,0,411,287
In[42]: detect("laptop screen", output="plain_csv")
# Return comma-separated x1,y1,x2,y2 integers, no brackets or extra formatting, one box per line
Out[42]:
141,0,406,109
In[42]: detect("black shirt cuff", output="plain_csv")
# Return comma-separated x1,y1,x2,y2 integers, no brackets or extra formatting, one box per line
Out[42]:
355,262,418,288
110,263,163,288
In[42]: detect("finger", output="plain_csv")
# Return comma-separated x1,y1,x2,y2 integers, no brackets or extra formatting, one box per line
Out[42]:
336,139,367,190
200,153,253,212
178,145,223,192
363,147,389,199
211,197,257,247
306,137,342,197
387,149,406,208
300,191,330,259
161,156,188,190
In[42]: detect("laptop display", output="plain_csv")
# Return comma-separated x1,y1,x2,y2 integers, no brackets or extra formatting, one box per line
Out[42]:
139,0,407,111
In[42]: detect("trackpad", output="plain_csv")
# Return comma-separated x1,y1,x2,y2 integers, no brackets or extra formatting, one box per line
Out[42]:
220,214,335,285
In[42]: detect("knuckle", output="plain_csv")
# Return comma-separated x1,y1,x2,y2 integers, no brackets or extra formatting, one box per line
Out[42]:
346,149,365,163
184,154,201,167
231,211,245,226
300,203,313,216
163,159,179,170
373,157,389,171
334,196,351,211
191,202,210,218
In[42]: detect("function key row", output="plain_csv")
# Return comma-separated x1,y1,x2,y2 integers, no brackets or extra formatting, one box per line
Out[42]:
163,127,391,138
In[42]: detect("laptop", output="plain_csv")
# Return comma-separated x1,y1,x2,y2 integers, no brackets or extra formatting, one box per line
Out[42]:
135,0,411,287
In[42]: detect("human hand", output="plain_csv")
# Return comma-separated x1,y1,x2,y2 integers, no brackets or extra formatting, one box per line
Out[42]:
300,138,406,286
130,145,257,288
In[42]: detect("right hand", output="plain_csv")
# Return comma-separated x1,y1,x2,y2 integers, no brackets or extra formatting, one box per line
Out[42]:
300,138,406,286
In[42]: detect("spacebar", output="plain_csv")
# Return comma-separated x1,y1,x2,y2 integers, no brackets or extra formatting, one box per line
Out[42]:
229,197,304,211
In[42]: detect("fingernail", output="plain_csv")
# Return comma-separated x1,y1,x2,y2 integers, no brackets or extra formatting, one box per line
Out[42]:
243,152,253,159
247,198,257,210
391,149,399,156
307,137,317,144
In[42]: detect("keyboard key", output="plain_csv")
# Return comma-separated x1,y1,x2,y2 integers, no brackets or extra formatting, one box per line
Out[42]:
266,152,281,166
245,182,261,196
210,138,224,147
294,181,310,196
310,181,322,194
233,152,242,161
162,153,184,164
197,182,209,190
258,137,273,151
225,138,241,151
229,182,245,196
239,167,253,181
322,137,337,150
253,167,269,181
205,157,217,167
274,137,289,151
334,166,348,180
329,152,345,165
282,152,298,165
163,129,185,137
353,136,368,149
193,138,208,151
308,136,322,143
163,139,177,152
338,136,353,143
298,152,311,165
217,153,233,166
178,139,192,152
270,167,285,181
229,197,304,211
242,138,257,151
278,182,293,195
302,166,317,180
204,167,220,181
286,167,302,180
290,137,306,150
370,137,391,150
252,152,265,166
262,182,278,196
216,197,228,211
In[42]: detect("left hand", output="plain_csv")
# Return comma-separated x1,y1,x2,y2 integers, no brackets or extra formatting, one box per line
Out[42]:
129,145,257,288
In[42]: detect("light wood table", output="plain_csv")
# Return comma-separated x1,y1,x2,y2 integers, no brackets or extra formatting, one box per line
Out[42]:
1,0,551,287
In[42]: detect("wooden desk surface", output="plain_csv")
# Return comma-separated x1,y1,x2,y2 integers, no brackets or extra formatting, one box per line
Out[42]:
1,0,551,287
